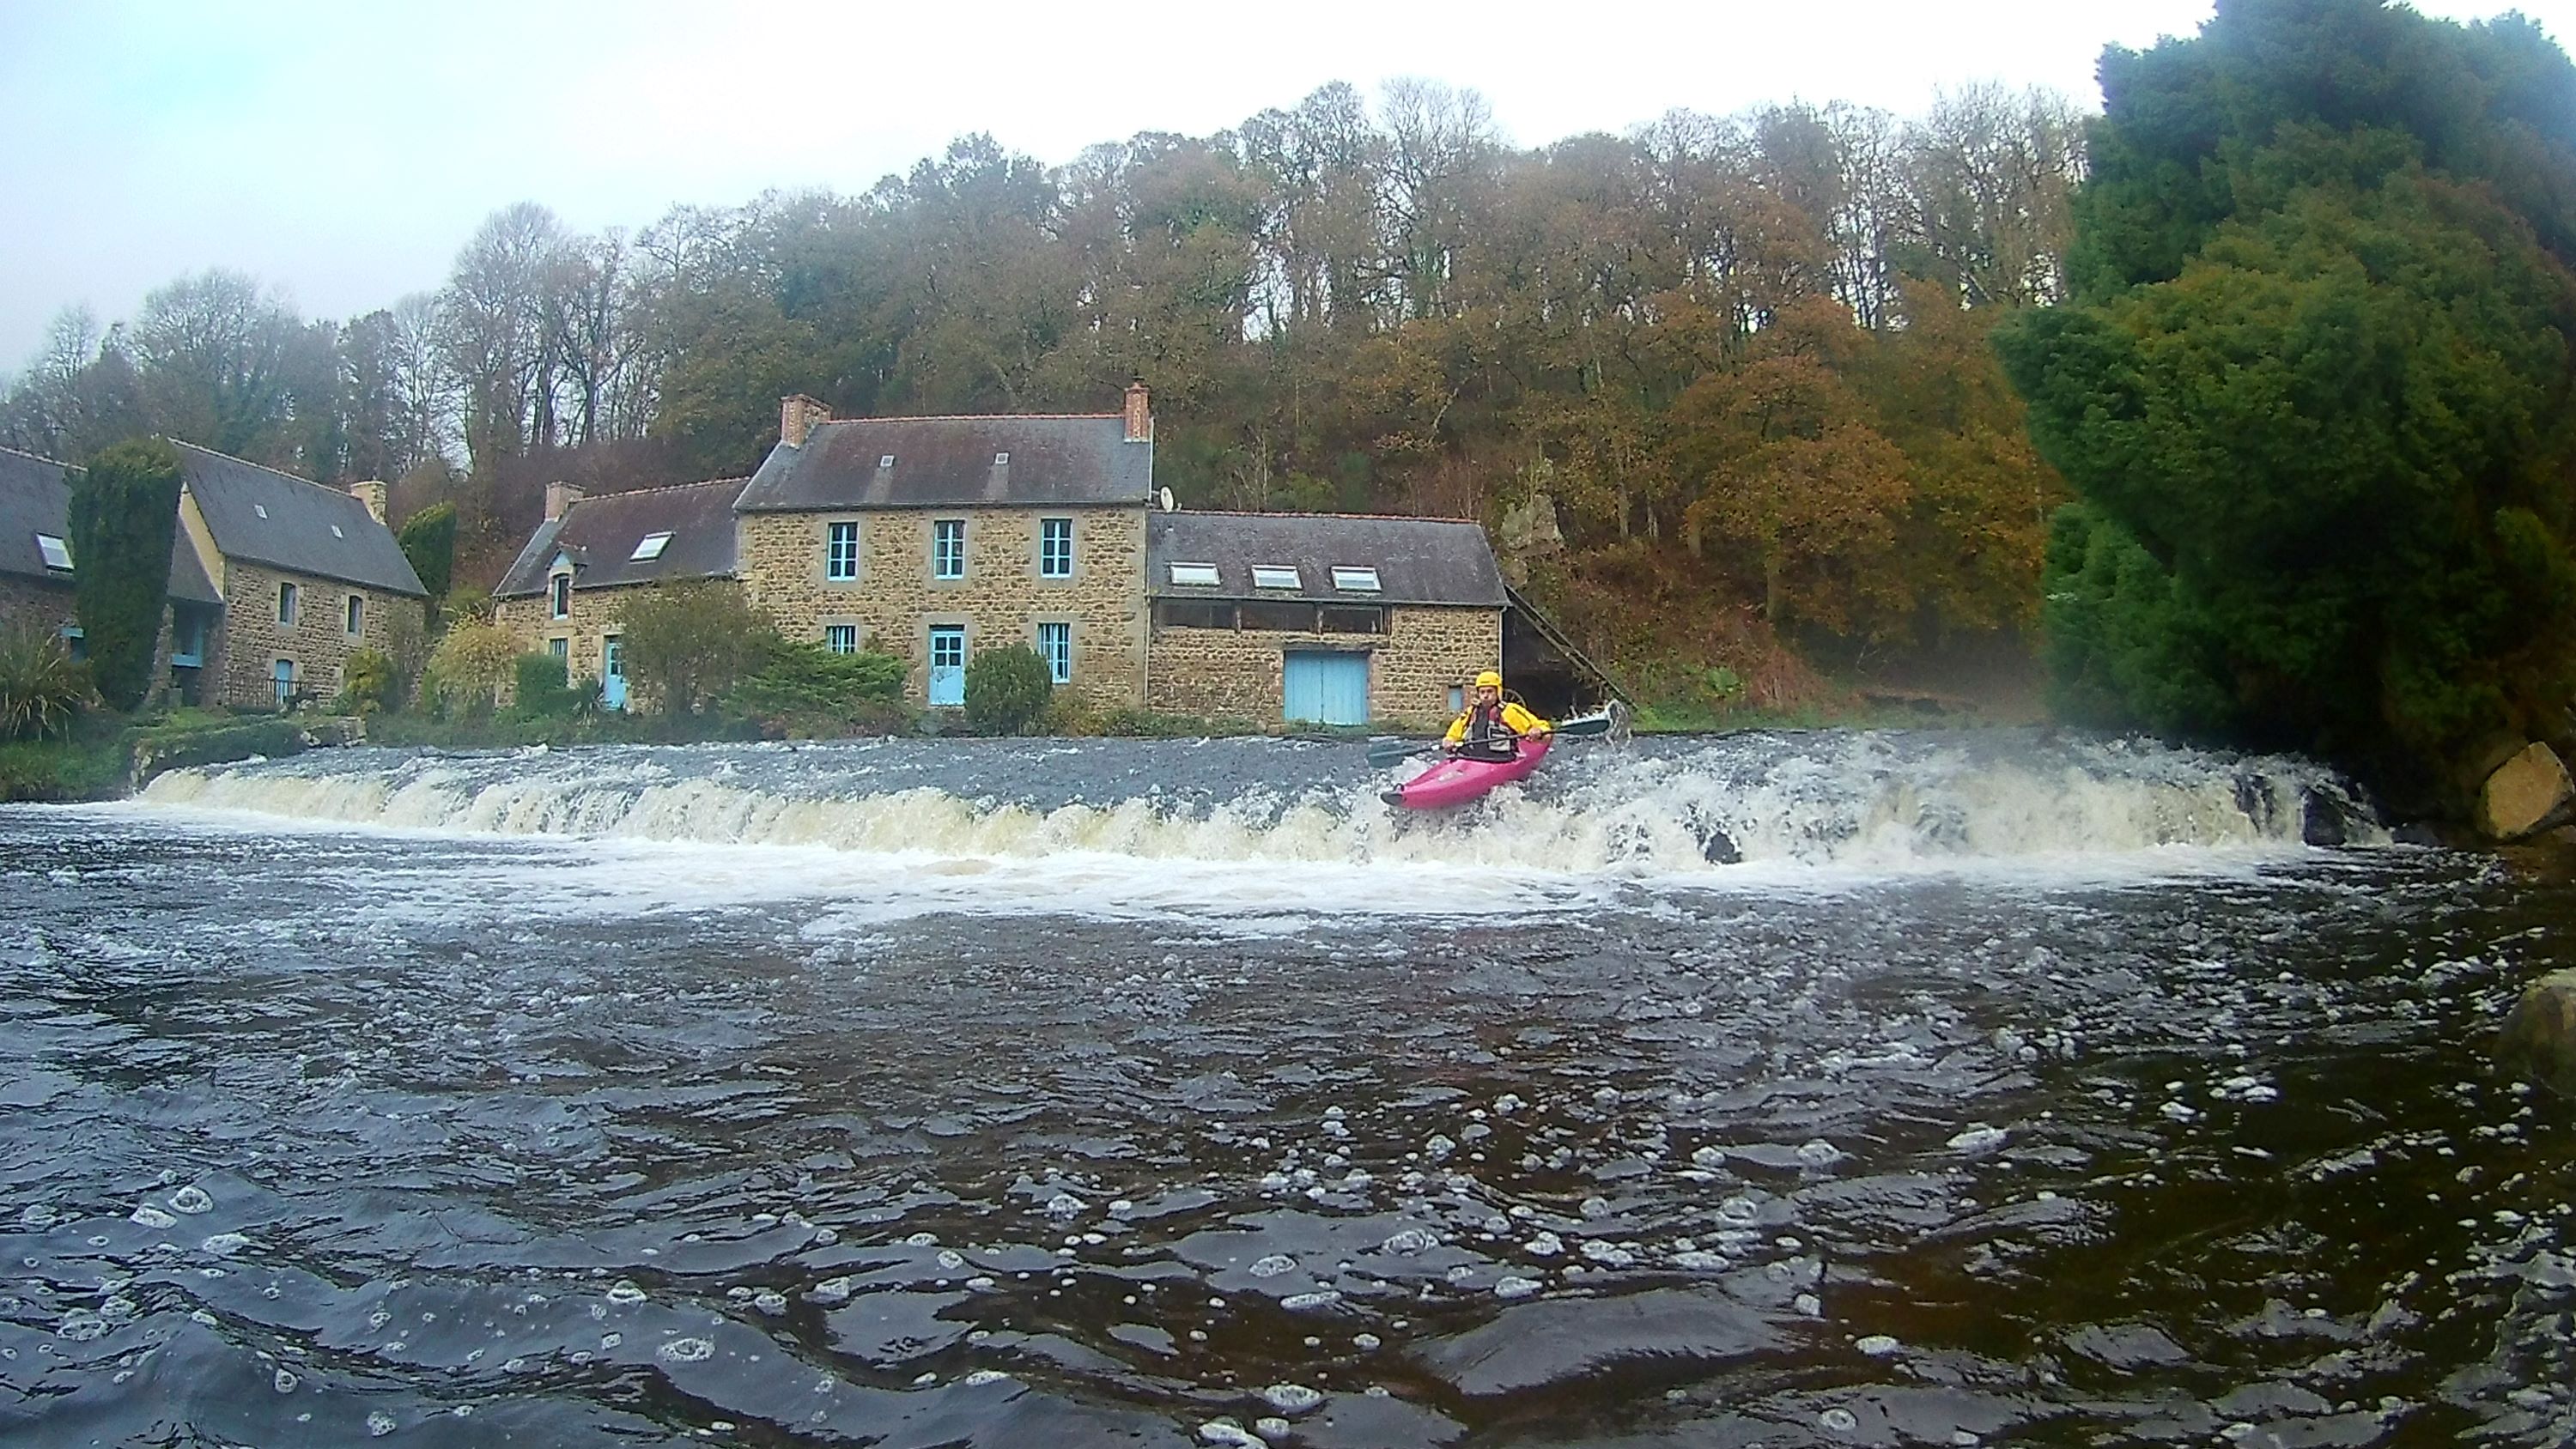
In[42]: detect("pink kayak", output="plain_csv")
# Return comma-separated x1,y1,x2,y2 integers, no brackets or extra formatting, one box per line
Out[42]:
1381,734,1552,810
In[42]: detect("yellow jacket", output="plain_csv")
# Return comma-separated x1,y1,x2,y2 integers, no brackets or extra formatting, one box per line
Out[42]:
1444,698,1550,746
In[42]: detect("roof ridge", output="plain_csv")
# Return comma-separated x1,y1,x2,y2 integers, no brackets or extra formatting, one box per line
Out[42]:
1166,508,1483,523
568,476,748,502
0,444,70,468
172,439,366,505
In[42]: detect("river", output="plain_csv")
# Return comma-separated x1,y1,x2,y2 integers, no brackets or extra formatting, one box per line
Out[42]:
0,730,2568,1446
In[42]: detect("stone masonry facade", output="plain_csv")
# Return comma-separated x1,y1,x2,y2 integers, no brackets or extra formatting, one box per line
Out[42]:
495,585,637,694
1145,604,1499,729
210,559,418,710
737,506,1149,708
0,575,76,640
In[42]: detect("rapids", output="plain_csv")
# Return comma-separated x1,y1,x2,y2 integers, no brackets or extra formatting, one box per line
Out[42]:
1,729,2568,1446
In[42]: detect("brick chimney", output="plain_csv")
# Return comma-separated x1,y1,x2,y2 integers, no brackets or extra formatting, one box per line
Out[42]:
1122,379,1151,443
544,481,586,523
781,393,832,448
347,479,387,524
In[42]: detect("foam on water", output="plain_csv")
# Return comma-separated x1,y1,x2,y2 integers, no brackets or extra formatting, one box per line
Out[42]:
117,731,2383,923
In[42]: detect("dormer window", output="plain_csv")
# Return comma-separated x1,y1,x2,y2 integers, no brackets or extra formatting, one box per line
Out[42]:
550,573,571,620
1167,563,1219,587
1330,567,1381,592
34,534,71,571
631,532,672,561
1251,566,1303,591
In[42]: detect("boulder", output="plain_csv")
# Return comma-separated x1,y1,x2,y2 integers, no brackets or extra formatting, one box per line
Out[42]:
2496,969,2576,1098
2477,742,2573,841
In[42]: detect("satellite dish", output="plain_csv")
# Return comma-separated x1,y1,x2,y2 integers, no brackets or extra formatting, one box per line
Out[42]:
1157,486,1176,513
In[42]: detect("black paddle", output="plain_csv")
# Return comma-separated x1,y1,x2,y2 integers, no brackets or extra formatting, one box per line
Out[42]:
1364,704,1625,769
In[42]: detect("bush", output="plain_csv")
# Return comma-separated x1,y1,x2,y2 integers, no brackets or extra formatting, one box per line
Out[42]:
727,641,907,735
422,622,519,718
337,648,400,716
67,439,183,712
397,502,458,601
0,627,94,741
620,579,776,716
512,652,590,719
963,644,1052,735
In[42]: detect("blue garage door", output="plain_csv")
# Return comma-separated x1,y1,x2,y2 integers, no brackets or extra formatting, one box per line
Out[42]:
1283,651,1369,725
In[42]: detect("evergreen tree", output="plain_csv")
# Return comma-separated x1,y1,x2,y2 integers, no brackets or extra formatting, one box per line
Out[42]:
66,438,183,712
1998,0,2576,794
397,501,458,601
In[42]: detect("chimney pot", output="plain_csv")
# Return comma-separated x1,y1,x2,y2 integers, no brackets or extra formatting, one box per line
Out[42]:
348,479,388,524
781,393,832,448
544,481,586,523
1122,379,1151,443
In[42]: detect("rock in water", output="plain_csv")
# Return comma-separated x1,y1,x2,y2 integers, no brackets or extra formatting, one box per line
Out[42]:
2497,968,2576,1098
2479,743,2574,841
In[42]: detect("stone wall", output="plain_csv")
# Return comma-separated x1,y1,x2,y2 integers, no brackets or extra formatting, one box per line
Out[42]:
212,560,419,710
0,575,76,639
1145,603,1499,729
737,506,1148,707
495,585,633,690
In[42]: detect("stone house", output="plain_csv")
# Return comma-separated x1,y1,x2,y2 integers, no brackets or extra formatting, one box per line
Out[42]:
0,446,85,644
167,443,428,709
491,476,746,709
491,386,1613,724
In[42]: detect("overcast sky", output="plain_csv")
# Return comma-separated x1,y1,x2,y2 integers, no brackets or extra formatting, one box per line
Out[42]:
3,0,2567,371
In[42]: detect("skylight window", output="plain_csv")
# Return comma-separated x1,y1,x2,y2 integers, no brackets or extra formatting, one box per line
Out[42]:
993,452,1010,465
1167,562,1220,587
631,532,673,561
330,524,344,538
878,454,896,468
1330,566,1381,592
1251,566,1303,591
34,533,71,571
253,504,268,519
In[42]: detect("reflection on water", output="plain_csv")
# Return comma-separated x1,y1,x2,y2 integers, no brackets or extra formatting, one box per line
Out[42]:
0,733,2567,1446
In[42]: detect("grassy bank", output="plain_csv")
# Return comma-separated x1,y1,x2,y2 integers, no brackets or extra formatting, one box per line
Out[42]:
0,709,355,803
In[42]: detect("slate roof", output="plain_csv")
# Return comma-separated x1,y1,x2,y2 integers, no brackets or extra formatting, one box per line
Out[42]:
0,445,221,604
494,477,744,597
1146,512,1507,608
178,443,425,597
734,415,1153,512
0,446,76,586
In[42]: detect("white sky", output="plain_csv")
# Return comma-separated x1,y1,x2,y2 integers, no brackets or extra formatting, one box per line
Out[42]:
2,0,2567,370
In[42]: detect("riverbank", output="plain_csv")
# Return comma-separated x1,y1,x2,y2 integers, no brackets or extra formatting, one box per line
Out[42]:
0,711,357,803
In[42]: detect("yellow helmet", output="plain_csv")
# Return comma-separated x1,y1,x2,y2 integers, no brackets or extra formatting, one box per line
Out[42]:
1473,670,1503,688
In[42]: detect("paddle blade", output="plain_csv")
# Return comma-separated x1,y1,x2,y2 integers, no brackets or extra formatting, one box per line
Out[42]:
1366,740,1435,768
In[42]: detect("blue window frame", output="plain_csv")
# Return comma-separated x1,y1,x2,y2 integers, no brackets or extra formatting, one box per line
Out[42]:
933,519,965,580
1036,621,1071,683
1040,518,1073,579
272,658,296,707
825,521,860,581
825,624,858,654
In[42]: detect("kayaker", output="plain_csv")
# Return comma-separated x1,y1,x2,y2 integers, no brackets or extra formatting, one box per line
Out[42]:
1443,670,1550,761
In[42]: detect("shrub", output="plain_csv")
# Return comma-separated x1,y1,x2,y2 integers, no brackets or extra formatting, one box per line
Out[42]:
337,648,400,716
512,652,590,718
422,622,519,718
727,641,907,734
963,644,1052,735
0,627,94,741
620,579,776,716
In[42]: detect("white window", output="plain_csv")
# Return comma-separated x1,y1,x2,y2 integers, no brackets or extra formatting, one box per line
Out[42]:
1167,562,1220,587
933,519,965,579
548,636,569,659
344,594,363,636
631,532,672,561
1040,518,1073,579
993,452,1010,465
253,504,268,519
1252,566,1302,590
276,581,299,625
33,533,70,571
878,454,896,468
1331,567,1381,592
330,524,344,539
1036,621,1071,683
550,573,571,620
826,522,860,580
825,624,858,654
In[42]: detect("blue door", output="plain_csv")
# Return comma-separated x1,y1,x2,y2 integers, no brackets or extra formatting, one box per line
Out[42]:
601,638,627,711
928,626,966,706
1283,651,1368,725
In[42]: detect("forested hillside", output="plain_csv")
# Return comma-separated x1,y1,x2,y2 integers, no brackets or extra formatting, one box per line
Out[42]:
2,81,2081,712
